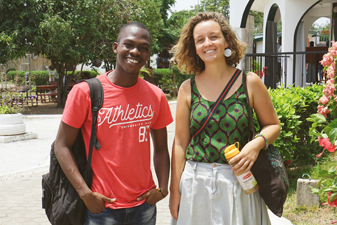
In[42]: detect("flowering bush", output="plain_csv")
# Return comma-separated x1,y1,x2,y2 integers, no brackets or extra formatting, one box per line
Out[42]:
1,93,23,114
0,89,38,114
308,41,337,150
308,41,337,209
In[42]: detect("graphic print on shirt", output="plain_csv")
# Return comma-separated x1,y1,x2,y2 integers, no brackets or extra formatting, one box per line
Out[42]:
97,103,154,143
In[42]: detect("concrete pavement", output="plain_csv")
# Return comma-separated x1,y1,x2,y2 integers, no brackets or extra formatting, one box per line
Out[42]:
0,101,292,225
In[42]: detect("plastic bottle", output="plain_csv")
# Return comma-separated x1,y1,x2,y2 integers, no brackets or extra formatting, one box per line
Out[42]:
224,142,259,194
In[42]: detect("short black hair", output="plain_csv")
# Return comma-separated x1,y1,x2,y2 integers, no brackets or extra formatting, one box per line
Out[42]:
117,22,151,43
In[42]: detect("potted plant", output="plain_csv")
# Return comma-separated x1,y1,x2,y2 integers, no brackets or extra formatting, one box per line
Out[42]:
0,92,26,136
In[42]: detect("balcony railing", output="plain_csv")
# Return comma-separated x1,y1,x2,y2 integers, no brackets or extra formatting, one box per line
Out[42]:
243,51,328,89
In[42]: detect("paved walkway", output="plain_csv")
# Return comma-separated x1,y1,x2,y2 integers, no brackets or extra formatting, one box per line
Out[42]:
0,102,292,225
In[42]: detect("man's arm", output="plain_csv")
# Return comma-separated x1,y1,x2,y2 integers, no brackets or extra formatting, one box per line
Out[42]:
54,121,115,214
137,127,170,205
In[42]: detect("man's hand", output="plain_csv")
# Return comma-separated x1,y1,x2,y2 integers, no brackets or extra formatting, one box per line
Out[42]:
137,188,166,205
82,191,116,214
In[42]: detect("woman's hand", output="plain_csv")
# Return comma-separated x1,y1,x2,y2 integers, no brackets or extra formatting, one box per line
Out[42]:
228,137,264,173
169,189,181,220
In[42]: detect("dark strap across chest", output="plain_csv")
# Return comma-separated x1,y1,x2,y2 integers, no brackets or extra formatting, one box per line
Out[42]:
191,69,241,140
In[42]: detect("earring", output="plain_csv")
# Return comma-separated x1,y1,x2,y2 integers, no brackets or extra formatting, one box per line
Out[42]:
224,48,232,57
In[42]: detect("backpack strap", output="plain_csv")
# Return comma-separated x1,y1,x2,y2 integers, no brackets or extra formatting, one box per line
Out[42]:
85,78,103,172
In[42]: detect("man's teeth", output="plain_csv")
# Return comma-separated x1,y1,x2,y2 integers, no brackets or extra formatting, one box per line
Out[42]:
127,58,139,63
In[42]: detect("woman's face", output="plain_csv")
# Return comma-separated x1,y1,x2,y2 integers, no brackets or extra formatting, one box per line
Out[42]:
193,20,228,63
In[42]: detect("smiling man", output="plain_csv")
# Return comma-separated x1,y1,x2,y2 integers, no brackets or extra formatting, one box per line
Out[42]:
54,22,173,225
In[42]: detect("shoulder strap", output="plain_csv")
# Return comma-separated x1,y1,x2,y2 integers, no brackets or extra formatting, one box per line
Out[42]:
242,70,255,141
191,69,241,140
85,78,103,170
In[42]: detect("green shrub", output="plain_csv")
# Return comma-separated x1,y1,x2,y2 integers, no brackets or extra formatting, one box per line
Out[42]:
7,71,50,85
6,70,98,86
5,68,15,74
268,84,323,165
172,66,195,89
146,66,194,95
31,71,50,85
152,68,173,92
73,71,98,80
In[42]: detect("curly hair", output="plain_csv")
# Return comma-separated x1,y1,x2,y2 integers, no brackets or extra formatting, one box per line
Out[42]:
171,12,246,74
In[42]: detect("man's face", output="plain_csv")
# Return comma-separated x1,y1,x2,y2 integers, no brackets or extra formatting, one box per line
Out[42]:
113,26,151,75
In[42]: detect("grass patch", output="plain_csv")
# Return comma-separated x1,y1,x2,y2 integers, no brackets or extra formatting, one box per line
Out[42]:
284,154,337,224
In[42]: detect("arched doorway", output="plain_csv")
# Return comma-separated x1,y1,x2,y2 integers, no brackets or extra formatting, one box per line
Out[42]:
264,3,281,88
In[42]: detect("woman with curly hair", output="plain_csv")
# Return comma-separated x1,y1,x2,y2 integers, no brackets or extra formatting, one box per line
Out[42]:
169,12,280,225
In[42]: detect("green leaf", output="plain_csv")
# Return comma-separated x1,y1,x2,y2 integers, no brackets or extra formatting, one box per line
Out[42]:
323,188,335,192
316,178,324,187
329,192,337,203
328,166,336,174
319,170,330,177
328,119,337,128
310,113,327,123
317,162,321,172
310,187,320,194
324,126,332,135
329,128,337,145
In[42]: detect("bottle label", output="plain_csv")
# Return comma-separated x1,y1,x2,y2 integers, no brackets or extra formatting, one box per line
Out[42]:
236,171,257,190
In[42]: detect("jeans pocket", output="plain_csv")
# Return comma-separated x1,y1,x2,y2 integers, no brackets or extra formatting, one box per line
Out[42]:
87,208,108,216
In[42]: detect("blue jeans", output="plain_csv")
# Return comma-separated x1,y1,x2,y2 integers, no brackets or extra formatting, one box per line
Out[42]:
85,202,156,225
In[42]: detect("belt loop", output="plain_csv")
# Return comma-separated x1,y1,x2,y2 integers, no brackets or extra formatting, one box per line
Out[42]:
212,169,217,195
193,162,197,171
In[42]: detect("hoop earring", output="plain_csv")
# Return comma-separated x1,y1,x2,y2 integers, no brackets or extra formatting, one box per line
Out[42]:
224,48,232,57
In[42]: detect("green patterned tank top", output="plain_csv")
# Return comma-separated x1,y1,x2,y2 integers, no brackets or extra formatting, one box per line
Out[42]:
186,74,250,164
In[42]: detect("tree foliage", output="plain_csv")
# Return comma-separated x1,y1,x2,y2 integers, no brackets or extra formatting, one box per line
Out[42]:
190,0,230,18
0,0,45,63
0,0,163,107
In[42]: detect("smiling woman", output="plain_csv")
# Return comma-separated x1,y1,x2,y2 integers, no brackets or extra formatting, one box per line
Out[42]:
169,11,281,225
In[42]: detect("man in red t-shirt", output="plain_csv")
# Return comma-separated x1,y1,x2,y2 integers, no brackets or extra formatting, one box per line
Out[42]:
54,22,173,225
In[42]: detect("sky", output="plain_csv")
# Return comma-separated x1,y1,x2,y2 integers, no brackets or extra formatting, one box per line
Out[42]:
171,0,199,12
314,17,330,26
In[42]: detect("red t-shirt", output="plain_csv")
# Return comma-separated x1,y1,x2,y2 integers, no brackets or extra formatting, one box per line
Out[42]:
62,72,173,209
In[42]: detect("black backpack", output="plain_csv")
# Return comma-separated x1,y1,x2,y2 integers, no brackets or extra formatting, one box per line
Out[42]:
42,78,103,225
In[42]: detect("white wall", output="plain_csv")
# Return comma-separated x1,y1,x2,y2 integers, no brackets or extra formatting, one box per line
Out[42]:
256,41,263,53
230,0,325,86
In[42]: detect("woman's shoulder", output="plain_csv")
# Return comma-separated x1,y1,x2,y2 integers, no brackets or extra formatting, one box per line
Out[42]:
245,71,265,89
179,78,193,92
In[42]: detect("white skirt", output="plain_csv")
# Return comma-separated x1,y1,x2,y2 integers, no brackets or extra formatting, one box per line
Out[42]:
171,160,271,225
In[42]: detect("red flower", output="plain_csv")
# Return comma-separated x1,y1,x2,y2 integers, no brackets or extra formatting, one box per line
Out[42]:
285,160,292,167
316,136,336,157
326,192,337,207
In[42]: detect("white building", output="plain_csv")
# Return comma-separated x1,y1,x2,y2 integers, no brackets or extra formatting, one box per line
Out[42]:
230,0,335,87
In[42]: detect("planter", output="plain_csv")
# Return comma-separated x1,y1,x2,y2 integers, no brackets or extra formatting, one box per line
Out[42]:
0,113,26,136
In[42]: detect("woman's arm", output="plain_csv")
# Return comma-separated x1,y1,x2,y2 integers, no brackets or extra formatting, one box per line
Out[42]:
229,72,281,173
169,79,191,220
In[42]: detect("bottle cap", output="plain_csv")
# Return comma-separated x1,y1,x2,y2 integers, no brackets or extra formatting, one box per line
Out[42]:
224,142,240,159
